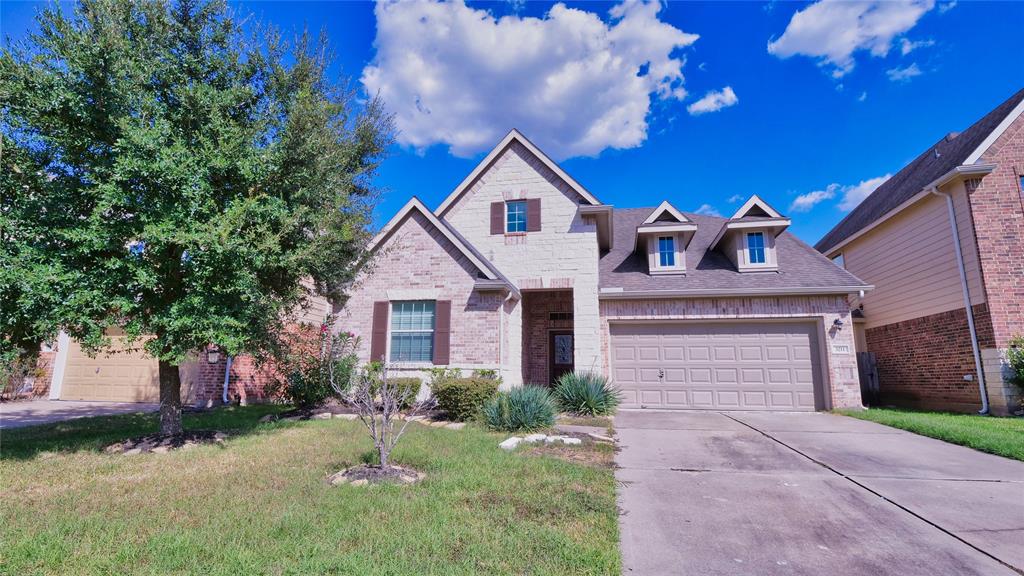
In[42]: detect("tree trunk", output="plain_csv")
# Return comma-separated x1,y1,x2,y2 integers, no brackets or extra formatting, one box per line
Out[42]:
158,360,183,436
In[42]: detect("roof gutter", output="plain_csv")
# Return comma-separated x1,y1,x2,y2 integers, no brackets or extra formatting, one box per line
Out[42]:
929,186,989,415
820,164,996,256
598,285,873,299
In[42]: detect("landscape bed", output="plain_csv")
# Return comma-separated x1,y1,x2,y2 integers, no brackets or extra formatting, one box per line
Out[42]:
1,405,619,575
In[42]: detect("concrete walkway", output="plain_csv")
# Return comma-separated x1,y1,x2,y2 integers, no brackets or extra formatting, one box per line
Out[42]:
0,400,159,429
615,410,1024,576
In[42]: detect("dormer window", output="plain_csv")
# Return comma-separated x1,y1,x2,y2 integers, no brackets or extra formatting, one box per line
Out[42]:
506,201,527,233
658,236,676,266
746,232,766,264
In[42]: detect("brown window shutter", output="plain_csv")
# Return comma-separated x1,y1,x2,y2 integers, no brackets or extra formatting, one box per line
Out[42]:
370,301,389,362
527,198,541,232
490,202,504,235
433,300,451,365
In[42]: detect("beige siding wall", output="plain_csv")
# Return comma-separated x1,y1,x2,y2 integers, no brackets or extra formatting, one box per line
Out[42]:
840,180,984,329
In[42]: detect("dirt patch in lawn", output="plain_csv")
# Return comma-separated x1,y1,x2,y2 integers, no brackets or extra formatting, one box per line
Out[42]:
104,430,228,455
521,433,616,469
327,464,425,487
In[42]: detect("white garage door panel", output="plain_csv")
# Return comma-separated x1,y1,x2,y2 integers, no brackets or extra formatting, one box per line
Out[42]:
611,322,823,411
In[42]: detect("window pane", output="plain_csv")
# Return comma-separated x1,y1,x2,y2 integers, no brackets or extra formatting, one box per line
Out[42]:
747,233,766,264
658,236,675,267
506,201,527,233
389,301,436,362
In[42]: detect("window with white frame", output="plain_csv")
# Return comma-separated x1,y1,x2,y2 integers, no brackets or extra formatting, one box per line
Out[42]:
390,301,435,362
832,253,845,268
658,236,676,267
506,201,527,233
747,232,766,264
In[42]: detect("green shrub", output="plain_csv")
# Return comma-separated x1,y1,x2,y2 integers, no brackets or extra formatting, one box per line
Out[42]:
373,377,422,409
1008,335,1024,387
553,371,621,416
433,377,498,421
483,386,557,432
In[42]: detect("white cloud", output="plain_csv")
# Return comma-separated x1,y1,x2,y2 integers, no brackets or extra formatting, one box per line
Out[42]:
768,0,935,78
791,174,891,212
938,1,957,13
694,203,722,216
362,0,700,160
900,37,935,55
886,63,923,82
687,86,739,116
790,184,838,212
838,174,891,210
858,91,868,102
727,194,744,203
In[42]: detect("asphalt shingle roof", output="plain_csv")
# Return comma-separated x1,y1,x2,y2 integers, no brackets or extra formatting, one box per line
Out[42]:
815,88,1024,254
600,209,869,293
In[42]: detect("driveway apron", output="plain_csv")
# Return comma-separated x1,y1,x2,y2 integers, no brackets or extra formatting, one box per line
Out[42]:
614,410,1024,576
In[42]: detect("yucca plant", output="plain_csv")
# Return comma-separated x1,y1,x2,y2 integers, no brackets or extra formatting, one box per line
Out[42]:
553,372,621,416
483,385,557,432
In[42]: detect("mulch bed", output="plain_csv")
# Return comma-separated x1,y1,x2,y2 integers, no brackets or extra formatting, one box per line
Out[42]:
104,430,227,455
327,464,425,486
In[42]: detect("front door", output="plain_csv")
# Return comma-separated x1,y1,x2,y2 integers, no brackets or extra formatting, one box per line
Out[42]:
549,331,574,385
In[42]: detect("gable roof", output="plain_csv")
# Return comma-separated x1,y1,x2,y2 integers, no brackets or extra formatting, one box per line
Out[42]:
731,194,783,219
434,129,601,217
643,201,692,224
816,87,1024,254
369,197,514,290
601,209,870,296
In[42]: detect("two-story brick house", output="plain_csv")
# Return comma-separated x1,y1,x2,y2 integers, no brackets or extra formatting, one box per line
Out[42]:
816,88,1024,415
339,130,871,412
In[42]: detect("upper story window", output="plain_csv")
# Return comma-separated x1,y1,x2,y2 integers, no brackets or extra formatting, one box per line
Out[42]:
390,300,435,362
747,232,766,264
506,201,527,233
658,236,676,267
832,253,845,269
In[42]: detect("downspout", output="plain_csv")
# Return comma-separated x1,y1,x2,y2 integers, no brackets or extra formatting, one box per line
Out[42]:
930,187,989,414
222,355,233,405
499,291,514,383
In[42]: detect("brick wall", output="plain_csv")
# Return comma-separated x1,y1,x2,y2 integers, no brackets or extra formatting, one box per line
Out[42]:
337,209,503,389
971,112,1024,349
864,303,995,413
599,295,862,409
522,290,574,385
442,140,602,377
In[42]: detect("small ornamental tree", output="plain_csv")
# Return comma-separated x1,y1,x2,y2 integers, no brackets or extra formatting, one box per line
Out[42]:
0,0,393,434
338,364,424,469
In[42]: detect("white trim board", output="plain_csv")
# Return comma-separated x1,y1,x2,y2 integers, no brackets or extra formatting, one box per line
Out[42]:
964,96,1024,165
434,129,601,217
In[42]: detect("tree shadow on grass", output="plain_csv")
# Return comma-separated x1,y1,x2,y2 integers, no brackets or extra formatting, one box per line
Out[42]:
0,404,291,461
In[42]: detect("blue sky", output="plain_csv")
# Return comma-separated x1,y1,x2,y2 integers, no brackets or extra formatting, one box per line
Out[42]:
3,1,1022,244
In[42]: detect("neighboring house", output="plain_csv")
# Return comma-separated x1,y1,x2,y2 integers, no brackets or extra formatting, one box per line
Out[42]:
816,88,1024,415
339,130,870,412
38,295,331,406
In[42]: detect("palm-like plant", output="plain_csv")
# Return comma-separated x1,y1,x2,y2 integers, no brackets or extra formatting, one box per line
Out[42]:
552,372,621,416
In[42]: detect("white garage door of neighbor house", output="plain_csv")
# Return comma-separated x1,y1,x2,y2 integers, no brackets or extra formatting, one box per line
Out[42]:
610,322,824,411
60,337,160,402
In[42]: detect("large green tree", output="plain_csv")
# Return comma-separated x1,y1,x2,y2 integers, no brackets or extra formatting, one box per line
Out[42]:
1,0,392,433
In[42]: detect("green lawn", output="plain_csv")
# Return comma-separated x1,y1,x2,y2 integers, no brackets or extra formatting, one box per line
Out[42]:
838,408,1024,461
1,406,619,575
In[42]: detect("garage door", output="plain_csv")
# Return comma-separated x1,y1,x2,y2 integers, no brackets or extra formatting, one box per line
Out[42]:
610,322,823,411
61,337,159,402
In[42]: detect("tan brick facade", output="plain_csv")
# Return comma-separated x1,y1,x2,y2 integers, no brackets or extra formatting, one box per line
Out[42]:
522,290,574,385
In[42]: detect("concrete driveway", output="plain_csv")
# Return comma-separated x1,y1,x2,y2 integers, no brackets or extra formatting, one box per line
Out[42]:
615,410,1024,576
0,400,159,429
